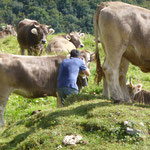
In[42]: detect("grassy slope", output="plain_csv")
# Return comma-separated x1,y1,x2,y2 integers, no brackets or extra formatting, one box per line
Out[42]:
0,34,150,150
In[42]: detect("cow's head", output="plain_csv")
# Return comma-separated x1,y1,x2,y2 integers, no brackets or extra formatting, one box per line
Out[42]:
126,79,142,99
77,50,95,91
79,50,95,68
2,25,17,36
65,32,85,48
31,23,55,44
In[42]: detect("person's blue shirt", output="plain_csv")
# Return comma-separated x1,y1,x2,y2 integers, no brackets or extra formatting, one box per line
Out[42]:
57,57,87,90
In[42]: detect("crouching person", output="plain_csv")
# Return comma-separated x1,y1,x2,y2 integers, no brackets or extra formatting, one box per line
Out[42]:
57,49,90,107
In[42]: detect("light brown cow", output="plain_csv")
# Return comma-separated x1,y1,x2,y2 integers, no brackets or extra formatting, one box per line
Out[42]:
17,19,55,56
94,1,150,103
46,32,85,54
0,25,17,38
0,50,94,126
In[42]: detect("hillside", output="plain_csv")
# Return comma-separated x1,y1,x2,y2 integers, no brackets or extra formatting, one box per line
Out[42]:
0,98,150,150
0,34,150,149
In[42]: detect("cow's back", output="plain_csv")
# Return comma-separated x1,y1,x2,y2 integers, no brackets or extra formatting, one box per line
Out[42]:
95,1,150,72
0,54,66,98
46,35,76,53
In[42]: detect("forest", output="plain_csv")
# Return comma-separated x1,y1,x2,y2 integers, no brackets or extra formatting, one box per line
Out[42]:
0,0,150,34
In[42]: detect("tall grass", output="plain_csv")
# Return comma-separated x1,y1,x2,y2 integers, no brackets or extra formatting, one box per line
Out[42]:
0,34,150,150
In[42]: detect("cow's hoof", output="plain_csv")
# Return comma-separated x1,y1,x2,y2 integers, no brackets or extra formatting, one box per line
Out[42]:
31,110,41,115
113,100,121,104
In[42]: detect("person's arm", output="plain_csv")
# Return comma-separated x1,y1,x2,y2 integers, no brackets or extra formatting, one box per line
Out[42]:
83,68,90,76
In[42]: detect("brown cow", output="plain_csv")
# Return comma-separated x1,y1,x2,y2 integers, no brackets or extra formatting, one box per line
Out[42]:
0,50,94,126
0,25,17,38
127,82,150,105
46,32,85,54
94,1,150,103
17,19,54,56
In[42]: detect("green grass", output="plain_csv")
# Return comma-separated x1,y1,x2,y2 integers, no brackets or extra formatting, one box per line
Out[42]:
0,34,150,150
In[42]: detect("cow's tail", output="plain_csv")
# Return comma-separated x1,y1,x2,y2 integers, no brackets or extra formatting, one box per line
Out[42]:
94,3,106,85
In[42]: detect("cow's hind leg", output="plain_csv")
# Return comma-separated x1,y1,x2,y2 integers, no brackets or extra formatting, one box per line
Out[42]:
103,76,109,98
0,87,12,126
119,57,131,101
102,43,128,102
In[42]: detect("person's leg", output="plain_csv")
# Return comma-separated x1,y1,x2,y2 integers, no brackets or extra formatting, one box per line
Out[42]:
58,88,78,106
64,87,78,97
57,88,66,105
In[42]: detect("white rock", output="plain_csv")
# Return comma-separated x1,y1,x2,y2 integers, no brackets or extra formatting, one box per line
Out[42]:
63,135,82,145
124,121,129,125
140,122,144,126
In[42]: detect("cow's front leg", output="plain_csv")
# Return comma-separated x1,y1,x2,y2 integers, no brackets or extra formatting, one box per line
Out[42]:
21,48,25,55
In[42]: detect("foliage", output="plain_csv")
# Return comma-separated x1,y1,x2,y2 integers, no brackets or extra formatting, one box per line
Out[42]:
0,0,150,34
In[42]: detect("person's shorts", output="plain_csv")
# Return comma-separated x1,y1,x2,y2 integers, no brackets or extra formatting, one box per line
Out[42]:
58,87,78,105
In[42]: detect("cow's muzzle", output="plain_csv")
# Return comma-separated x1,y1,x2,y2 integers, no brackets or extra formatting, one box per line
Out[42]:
41,39,47,44
80,44,84,48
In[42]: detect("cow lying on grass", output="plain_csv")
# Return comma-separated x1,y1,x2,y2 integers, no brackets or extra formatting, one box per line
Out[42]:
0,51,94,126
127,82,150,105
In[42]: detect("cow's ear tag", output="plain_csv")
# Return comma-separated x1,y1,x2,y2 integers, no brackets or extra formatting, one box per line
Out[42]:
31,28,38,35
136,84,142,92
66,34,71,41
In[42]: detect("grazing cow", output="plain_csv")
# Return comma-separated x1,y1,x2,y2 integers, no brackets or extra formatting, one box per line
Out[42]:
0,50,94,126
17,19,55,56
46,32,85,54
127,82,150,105
0,25,17,38
94,1,150,103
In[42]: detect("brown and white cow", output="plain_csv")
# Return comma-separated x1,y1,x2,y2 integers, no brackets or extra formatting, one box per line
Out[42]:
46,32,85,54
17,19,55,56
94,1,150,103
0,25,17,38
127,82,150,105
0,50,94,126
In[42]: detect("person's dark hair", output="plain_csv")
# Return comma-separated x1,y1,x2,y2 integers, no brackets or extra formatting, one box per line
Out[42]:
70,49,80,58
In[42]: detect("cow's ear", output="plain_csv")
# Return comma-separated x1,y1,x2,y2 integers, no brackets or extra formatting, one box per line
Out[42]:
66,34,71,41
31,28,38,35
2,26,6,30
49,28,55,34
79,33,85,38
135,84,142,93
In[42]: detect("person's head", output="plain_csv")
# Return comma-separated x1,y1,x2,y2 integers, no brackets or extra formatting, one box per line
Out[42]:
70,49,80,58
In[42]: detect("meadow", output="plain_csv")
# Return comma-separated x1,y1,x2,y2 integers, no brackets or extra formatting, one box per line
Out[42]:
0,34,150,150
